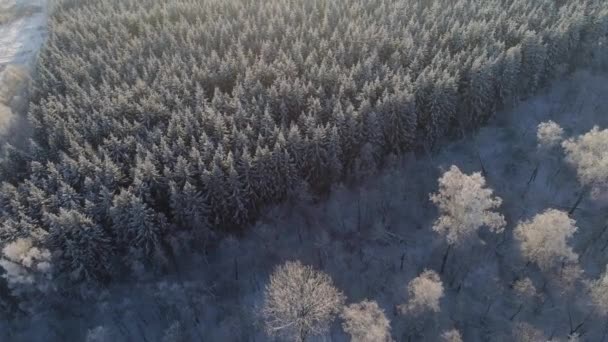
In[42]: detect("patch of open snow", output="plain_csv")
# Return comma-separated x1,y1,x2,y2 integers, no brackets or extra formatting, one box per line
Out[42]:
0,0,47,138
0,0,47,69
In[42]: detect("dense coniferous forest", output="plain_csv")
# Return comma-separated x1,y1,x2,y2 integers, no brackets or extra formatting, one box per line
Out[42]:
0,0,608,340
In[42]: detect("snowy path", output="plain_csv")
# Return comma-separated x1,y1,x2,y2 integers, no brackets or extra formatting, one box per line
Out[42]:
0,0,47,69
0,0,47,138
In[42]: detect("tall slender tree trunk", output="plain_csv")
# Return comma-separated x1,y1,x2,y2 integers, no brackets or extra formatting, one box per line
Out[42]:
569,186,589,216
440,244,452,275
510,304,524,321
522,162,539,198
601,320,608,342
298,328,308,342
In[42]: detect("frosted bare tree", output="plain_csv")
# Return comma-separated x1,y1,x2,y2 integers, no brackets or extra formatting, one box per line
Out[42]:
162,321,186,342
589,266,608,316
440,329,463,342
262,261,345,342
430,166,506,272
341,300,392,342
537,120,564,149
401,270,444,315
514,209,578,272
512,322,547,342
513,277,538,299
0,238,52,296
85,326,112,342
556,263,583,293
562,126,608,203
510,277,539,320
524,121,566,198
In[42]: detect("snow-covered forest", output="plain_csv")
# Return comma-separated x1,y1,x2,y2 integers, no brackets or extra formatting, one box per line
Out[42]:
0,0,607,340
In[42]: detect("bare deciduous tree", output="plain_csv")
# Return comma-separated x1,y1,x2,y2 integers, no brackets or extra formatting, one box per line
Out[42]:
262,261,345,342
0,238,51,295
430,166,506,272
85,326,111,342
441,328,463,342
514,209,578,272
512,322,547,342
431,165,506,245
341,300,392,342
161,321,186,342
401,270,444,315
510,277,539,320
589,266,608,316
537,120,564,149
513,277,538,299
562,126,608,197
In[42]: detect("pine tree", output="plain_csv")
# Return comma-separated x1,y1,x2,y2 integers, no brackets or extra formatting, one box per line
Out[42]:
47,209,113,283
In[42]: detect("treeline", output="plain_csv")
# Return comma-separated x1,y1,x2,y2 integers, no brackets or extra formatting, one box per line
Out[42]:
0,0,606,284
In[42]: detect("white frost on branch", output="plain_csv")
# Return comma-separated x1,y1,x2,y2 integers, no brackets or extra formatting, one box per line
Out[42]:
513,277,538,300
0,237,51,292
589,266,608,316
430,165,506,245
85,326,111,342
514,209,578,271
441,329,463,342
262,260,345,342
512,322,547,342
162,321,185,342
537,120,564,149
402,270,444,315
562,126,608,195
341,300,392,342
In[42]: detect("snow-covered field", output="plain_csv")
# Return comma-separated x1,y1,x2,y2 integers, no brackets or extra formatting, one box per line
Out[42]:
0,0,47,137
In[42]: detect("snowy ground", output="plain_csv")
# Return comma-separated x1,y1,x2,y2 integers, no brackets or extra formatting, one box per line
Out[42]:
0,0,46,68
0,0,47,137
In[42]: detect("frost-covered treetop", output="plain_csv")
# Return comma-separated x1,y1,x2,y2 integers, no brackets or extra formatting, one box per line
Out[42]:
562,126,608,191
514,209,578,271
441,329,463,342
262,261,345,342
512,322,547,342
430,165,506,245
513,277,537,300
341,300,391,342
589,266,608,316
537,120,564,149
0,238,51,287
403,269,444,315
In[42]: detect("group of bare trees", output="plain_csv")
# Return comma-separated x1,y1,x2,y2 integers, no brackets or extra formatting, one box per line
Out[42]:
261,260,449,341
259,122,608,340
